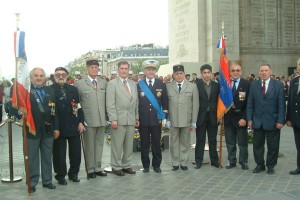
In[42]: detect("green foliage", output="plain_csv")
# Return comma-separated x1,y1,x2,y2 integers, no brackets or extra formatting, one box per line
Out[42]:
69,65,86,79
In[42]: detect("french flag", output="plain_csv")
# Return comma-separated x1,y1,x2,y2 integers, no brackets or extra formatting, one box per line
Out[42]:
14,31,26,59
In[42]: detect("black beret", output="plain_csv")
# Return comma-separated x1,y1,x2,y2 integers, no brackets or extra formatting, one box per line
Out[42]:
173,64,184,73
86,59,99,66
185,74,191,77
200,64,212,72
55,67,69,74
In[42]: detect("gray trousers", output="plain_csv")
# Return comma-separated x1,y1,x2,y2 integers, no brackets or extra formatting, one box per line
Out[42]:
27,137,54,187
110,125,134,170
169,127,191,167
84,126,105,173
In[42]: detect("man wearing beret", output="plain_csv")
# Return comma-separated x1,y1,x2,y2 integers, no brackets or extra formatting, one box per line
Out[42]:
52,67,85,185
137,60,168,173
194,64,220,169
74,59,108,178
166,64,199,171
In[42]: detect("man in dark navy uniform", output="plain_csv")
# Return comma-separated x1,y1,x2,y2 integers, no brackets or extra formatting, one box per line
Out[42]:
52,67,85,185
137,60,168,173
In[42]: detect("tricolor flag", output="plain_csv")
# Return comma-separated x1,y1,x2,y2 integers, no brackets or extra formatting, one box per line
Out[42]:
216,36,233,119
12,31,36,134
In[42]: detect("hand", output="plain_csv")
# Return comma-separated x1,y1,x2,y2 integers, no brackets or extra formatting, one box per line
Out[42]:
162,119,166,128
18,107,25,115
276,123,284,129
111,120,118,129
53,130,60,139
286,121,292,127
248,120,252,130
238,119,247,127
78,122,85,134
191,123,197,129
135,120,140,127
166,121,171,129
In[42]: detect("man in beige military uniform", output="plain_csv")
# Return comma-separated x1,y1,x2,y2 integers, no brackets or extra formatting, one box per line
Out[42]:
74,59,107,179
106,60,139,176
166,64,199,171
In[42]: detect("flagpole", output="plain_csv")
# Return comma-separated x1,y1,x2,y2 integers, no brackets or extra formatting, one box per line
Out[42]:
15,13,32,194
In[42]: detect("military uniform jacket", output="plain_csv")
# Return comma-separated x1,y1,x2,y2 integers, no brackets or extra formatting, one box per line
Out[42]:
196,79,219,126
106,78,139,125
51,83,84,137
137,79,168,126
224,78,250,128
27,84,59,139
74,76,107,127
166,81,199,127
287,76,300,128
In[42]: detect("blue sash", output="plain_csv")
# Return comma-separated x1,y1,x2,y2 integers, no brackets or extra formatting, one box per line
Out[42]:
138,80,166,120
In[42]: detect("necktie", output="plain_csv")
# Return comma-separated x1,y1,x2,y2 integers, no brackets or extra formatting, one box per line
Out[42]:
60,87,66,100
232,80,237,94
178,83,182,93
262,81,266,95
123,80,130,94
148,80,153,89
92,79,97,87
37,88,46,103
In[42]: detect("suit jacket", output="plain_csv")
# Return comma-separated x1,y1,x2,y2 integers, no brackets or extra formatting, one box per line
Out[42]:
224,78,251,127
137,79,168,126
106,78,139,125
51,83,84,137
247,79,286,130
196,79,220,126
74,76,107,127
166,80,199,127
286,76,300,128
27,84,59,139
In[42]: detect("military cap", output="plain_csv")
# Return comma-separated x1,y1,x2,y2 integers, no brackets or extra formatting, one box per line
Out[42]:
111,70,117,75
97,71,102,76
200,64,212,72
139,72,144,75
86,59,99,66
185,74,191,77
129,70,133,75
142,60,159,70
75,71,80,75
55,67,69,74
173,64,184,73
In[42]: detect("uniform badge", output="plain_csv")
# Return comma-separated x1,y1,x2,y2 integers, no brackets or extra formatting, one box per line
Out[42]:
239,92,246,101
48,101,56,116
140,92,145,97
157,92,161,97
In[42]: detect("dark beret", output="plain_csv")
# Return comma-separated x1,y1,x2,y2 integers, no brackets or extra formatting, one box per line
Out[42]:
185,74,190,77
173,64,184,73
86,59,99,66
55,67,69,74
200,64,212,72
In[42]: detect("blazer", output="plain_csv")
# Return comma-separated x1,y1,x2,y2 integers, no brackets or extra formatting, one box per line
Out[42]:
286,76,300,128
51,83,84,137
106,78,139,126
196,79,219,126
74,76,107,127
137,79,168,126
224,78,251,127
27,84,59,139
166,80,199,127
247,79,286,130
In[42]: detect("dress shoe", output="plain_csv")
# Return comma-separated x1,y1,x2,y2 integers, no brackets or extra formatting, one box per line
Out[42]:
252,166,265,173
225,163,236,169
87,172,96,178
122,168,136,174
241,163,249,170
57,178,68,185
290,168,300,175
172,166,179,171
180,166,188,171
267,168,275,175
43,183,56,189
69,176,80,182
194,163,202,169
143,168,149,173
153,167,162,173
30,186,36,193
112,169,125,176
95,171,107,176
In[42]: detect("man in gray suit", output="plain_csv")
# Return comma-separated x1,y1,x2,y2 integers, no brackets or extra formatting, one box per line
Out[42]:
166,65,199,171
106,61,139,176
74,59,107,179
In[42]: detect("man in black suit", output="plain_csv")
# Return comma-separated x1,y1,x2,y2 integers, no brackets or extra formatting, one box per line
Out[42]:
194,64,220,169
21,67,59,192
138,60,168,173
224,64,250,170
52,67,85,185
247,64,286,175
286,58,300,175
190,73,200,84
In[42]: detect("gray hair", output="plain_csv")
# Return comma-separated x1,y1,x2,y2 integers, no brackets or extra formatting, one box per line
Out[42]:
259,63,271,69
30,67,46,78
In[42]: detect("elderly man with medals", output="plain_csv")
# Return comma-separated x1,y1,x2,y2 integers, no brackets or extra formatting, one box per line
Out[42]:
137,60,168,173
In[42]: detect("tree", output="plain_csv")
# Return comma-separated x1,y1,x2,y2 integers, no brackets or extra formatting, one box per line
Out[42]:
69,65,86,78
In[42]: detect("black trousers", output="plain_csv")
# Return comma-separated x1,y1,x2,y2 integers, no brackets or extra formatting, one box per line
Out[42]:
195,112,219,165
225,124,248,164
139,125,162,169
253,128,280,169
293,127,300,168
53,135,81,179
0,103,2,123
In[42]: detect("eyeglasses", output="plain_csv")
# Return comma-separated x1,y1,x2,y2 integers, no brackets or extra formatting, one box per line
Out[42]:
230,69,241,72
55,73,68,78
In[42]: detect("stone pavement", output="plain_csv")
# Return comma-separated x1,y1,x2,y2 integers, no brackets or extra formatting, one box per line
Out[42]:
0,121,300,200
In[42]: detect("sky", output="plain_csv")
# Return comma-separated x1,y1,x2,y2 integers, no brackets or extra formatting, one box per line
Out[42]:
0,0,168,79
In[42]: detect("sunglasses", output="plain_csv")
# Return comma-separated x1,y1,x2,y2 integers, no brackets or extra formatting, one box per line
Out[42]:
55,73,68,78
230,69,241,72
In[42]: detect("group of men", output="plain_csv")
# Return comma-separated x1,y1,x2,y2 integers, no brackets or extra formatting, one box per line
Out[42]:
21,57,300,193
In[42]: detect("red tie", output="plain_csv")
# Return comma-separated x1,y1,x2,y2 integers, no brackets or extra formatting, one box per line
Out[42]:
123,80,130,94
92,80,97,87
262,81,266,95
